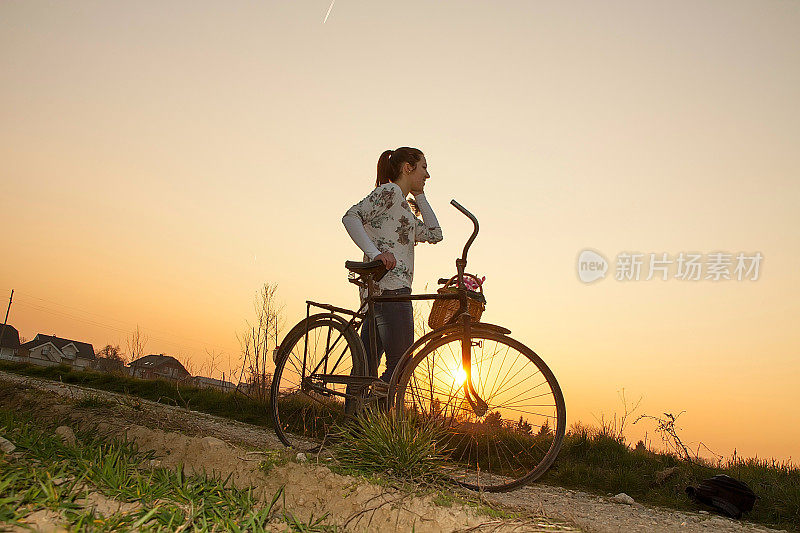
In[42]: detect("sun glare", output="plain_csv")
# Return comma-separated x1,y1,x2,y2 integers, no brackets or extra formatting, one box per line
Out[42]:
451,365,467,386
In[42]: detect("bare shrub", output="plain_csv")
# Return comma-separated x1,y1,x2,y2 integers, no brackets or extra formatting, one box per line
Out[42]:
594,388,642,443
236,282,284,401
634,411,692,462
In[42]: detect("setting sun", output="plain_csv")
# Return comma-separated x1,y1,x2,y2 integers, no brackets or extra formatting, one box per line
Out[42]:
450,364,467,386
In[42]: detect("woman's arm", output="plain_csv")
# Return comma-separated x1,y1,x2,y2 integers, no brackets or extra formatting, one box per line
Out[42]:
342,185,400,267
342,208,382,260
413,193,443,243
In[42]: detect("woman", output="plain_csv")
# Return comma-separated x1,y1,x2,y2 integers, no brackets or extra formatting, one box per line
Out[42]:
342,147,443,384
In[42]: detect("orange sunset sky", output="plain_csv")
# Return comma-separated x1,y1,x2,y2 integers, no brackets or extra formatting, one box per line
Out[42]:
1,1,798,461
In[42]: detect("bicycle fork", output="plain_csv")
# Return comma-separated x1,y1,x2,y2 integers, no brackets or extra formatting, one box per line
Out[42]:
460,313,488,417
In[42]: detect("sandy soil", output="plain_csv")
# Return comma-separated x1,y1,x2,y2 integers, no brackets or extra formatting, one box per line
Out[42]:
0,371,787,533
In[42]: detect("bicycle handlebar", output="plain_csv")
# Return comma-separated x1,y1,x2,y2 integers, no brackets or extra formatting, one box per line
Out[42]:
450,199,476,222
451,199,479,263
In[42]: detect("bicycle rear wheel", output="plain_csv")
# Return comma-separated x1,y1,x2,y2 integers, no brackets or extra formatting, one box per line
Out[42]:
393,330,565,492
271,314,367,452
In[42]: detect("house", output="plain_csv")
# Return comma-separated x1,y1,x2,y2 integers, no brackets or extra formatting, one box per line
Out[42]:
129,354,190,381
192,375,236,391
19,333,95,369
0,324,21,361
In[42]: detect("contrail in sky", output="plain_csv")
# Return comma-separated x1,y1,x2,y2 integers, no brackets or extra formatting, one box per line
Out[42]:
323,0,336,23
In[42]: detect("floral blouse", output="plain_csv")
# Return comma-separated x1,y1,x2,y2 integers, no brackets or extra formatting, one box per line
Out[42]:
343,182,443,294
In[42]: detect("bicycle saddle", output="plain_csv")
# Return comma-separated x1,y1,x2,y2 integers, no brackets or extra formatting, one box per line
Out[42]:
345,259,388,282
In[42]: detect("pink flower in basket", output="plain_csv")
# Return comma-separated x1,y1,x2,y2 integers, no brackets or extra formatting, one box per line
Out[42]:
463,275,485,292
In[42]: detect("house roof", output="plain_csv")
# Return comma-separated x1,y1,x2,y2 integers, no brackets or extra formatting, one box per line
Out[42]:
0,325,20,349
21,333,94,359
129,354,189,374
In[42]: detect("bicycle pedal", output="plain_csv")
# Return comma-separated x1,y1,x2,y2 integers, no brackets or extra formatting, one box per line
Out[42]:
371,381,390,398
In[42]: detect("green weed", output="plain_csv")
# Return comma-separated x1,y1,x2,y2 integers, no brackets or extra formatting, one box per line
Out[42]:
258,449,289,474
432,491,455,507
74,393,116,410
333,408,448,485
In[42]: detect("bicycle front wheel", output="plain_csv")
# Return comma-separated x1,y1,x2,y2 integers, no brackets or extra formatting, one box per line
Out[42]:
393,330,566,492
271,314,367,452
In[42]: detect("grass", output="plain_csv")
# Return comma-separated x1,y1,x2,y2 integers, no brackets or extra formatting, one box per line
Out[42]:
257,449,290,474
74,392,117,409
332,408,517,521
274,392,349,442
1,361,797,531
333,407,448,485
438,421,557,478
0,361,272,427
0,408,334,531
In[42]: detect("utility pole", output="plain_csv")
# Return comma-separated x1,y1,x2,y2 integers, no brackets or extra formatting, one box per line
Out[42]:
0,289,13,350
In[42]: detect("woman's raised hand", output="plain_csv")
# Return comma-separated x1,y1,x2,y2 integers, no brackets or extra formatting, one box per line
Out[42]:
375,252,396,270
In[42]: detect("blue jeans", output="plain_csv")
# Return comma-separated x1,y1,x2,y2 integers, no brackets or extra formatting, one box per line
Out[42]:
361,287,414,382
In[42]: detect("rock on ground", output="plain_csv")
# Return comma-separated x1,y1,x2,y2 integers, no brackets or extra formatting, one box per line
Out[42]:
610,493,635,505
55,425,75,446
0,436,15,453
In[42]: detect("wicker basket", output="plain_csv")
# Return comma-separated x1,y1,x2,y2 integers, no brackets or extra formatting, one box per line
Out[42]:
428,274,486,329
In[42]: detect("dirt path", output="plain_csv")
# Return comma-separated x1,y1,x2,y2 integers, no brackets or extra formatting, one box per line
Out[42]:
0,371,786,533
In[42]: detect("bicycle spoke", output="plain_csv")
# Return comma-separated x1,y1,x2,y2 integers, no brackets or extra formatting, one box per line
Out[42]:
477,339,497,402
486,344,521,404
496,382,551,406
485,362,543,406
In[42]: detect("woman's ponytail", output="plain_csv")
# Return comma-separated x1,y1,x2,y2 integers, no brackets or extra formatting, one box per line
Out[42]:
376,150,394,187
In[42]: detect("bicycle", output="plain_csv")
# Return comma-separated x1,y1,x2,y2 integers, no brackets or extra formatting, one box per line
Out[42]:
270,200,566,492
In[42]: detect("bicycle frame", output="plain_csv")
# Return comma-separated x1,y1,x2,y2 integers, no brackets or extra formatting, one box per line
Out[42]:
299,290,460,400
295,199,488,415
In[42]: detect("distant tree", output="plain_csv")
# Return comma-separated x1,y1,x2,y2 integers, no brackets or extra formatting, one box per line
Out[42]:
126,325,148,362
484,411,502,429
19,336,28,344
516,416,532,436
95,344,126,364
94,344,126,373
178,353,197,377
536,419,553,437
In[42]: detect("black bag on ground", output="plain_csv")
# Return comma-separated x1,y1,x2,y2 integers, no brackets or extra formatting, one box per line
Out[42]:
685,474,757,518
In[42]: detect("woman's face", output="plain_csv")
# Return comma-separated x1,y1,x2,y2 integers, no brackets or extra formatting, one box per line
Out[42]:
407,155,429,191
